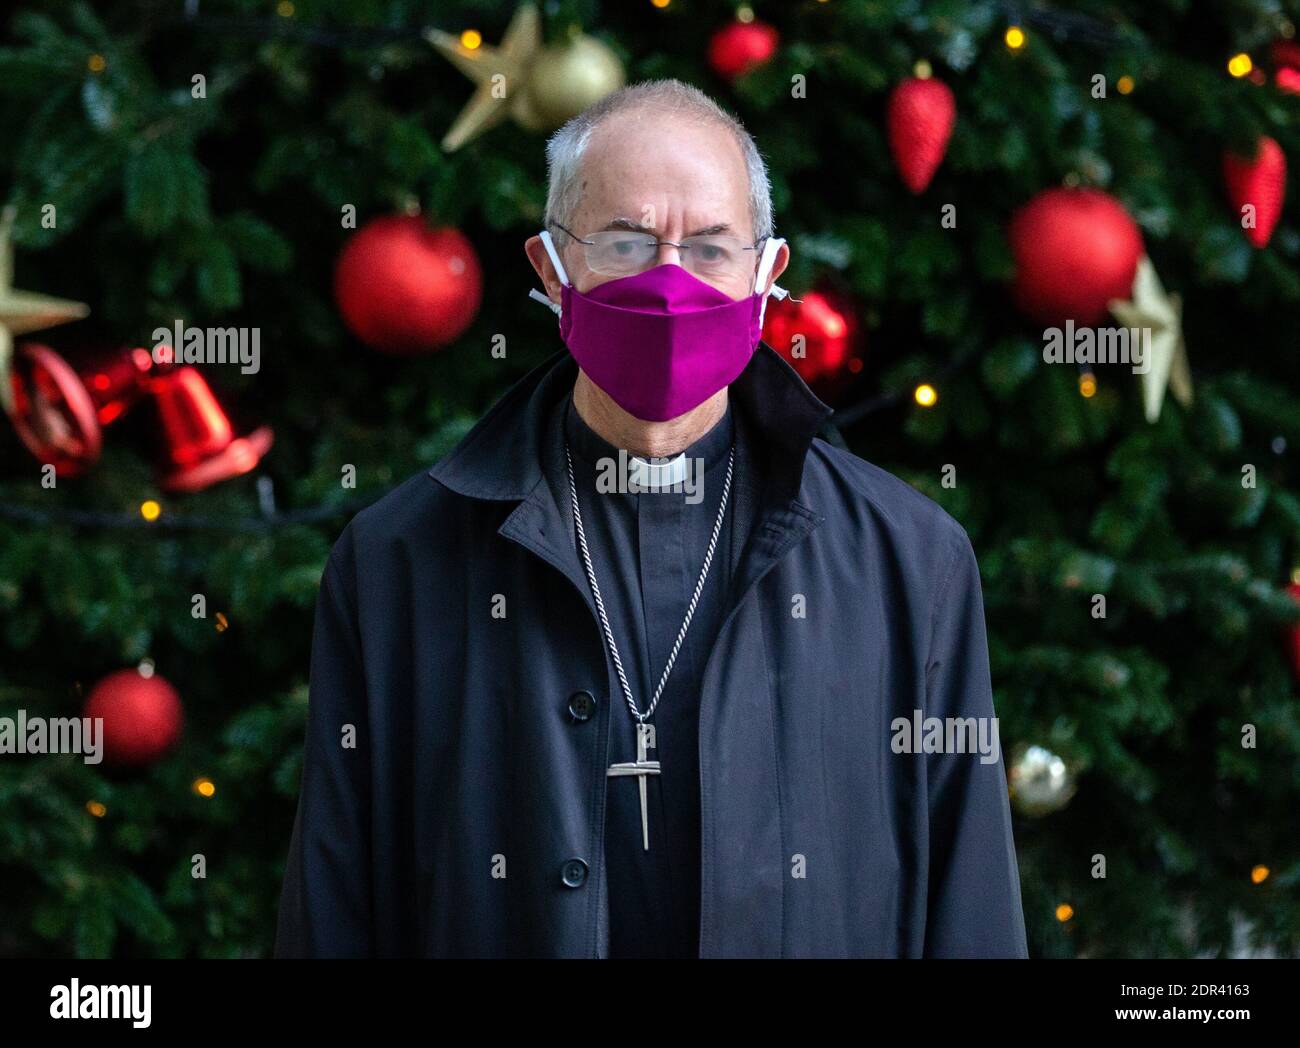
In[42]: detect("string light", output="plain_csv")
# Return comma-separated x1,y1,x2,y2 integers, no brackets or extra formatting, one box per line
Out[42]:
1005,26,1027,51
214,612,229,633
1251,864,1270,884
87,54,106,74
86,800,107,818
913,59,932,79
737,5,755,23
1078,372,1097,398
276,1,295,18
1227,52,1253,77
1116,75,1135,94
192,777,216,798
650,0,672,8
139,499,162,522
1055,903,1074,922
459,29,482,50
914,383,938,407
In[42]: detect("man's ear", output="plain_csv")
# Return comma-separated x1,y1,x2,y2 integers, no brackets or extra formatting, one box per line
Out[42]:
760,240,790,295
525,235,565,303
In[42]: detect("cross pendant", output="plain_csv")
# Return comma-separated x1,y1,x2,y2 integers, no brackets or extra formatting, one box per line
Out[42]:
607,722,660,851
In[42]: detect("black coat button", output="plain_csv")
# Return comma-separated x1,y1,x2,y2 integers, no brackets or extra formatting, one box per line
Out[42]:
560,858,589,888
566,690,596,722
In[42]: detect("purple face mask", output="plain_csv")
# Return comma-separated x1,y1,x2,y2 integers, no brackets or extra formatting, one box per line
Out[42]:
531,231,787,422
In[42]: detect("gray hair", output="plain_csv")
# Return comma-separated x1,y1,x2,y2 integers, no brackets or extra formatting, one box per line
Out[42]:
543,79,774,243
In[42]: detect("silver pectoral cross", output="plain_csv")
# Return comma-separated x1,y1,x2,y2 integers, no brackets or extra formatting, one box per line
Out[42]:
607,722,660,851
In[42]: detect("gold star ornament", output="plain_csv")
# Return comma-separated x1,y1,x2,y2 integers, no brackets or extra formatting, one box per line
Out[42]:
427,4,625,152
1108,255,1193,423
426,5,546,152
0,206,90,416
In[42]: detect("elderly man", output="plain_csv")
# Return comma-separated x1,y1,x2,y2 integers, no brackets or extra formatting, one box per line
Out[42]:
276,79,1028,959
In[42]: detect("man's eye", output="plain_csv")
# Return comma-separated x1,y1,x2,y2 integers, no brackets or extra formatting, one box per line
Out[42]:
610,239,646,257
694,243,728,264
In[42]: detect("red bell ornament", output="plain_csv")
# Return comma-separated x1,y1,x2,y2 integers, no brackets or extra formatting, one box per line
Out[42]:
5,343,154,474
148,360,273,493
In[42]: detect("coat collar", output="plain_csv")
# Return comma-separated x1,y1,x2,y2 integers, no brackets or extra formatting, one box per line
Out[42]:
428,342,834,506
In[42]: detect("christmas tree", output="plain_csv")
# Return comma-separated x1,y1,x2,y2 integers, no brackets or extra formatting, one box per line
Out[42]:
1,0,1298,959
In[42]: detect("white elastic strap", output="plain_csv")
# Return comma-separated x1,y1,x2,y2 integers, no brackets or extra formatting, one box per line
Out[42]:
539,229,570,287
528,287,562,316
755,237,786,327
753,236,784,294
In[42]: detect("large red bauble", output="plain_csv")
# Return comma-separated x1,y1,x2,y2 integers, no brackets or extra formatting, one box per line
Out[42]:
1007,187,1144,326
887,77,956,194
1223,136,1287,250
762,289,861,395
333,215,482,354
707,19,779,81
83,668,184,768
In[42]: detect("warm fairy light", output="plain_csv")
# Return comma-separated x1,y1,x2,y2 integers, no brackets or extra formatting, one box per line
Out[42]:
276,1,295,17
138,658,156,679
1055,903,1074,922
650,0,672,8
913,59,932,80
1251,864,1270,884
1116,75,1135,94
86,800,107,818
914,383,938,407
140,499,162,522
459,29,482,50
215,612,229,633
1227,53,1253,77
737,5,755,23
1079,372,1097,398
87,54,106,74
1005,26,1026,51
1291,567,1300,585
193,777,216,798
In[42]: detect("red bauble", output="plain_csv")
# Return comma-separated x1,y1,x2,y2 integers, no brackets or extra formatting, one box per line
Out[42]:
1007,187,1144,326
1286,583,1300,681
762,289,861,395
334,215,482,354
1223,136,1287,249
887,77,956,194
83,668,184,768
707,19,779,80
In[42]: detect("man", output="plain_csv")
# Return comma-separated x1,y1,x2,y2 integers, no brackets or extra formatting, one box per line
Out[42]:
275,79,1028,958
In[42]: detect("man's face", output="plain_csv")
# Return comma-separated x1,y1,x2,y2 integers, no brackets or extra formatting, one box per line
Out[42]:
527,109,787,303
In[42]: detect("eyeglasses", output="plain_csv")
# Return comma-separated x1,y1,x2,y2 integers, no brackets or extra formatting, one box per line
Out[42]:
552,222,765,282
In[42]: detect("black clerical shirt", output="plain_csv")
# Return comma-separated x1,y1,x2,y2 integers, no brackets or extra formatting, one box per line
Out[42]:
552,392,736,958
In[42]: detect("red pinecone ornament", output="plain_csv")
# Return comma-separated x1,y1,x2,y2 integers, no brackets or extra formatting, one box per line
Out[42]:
887,76,956,194
1223,136,1287,249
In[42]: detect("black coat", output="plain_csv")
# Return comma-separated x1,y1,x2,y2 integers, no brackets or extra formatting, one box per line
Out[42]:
275,344,1029,958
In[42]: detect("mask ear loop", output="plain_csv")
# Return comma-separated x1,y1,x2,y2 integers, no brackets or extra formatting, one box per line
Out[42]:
528,230,570,316
754,237,786,327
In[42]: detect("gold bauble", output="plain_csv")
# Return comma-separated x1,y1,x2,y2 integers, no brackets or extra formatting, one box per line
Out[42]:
525,33,626,129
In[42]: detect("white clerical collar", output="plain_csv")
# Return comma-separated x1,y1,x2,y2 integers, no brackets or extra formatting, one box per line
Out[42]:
627,452,689,490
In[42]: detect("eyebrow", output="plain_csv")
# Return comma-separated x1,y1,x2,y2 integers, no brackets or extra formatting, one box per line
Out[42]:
599,218,734,237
